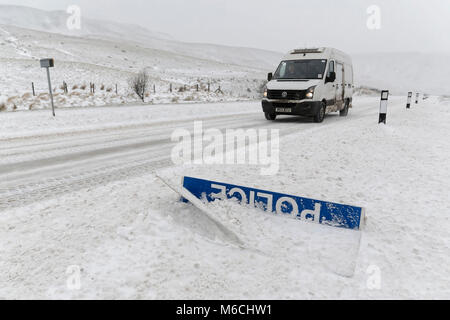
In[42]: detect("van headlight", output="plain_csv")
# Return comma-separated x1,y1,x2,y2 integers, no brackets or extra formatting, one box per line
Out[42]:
306,86,316,99
263,89,268,98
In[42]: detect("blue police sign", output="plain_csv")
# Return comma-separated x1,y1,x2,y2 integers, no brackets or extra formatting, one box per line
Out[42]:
182,176,365,230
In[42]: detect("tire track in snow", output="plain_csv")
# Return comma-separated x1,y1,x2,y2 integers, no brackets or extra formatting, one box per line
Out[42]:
0,113,315,211
0,98,380,211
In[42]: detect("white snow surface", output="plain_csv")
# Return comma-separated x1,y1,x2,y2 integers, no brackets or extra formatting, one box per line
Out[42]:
0,96,449,299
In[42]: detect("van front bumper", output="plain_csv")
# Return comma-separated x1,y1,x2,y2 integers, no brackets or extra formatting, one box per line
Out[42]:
262,99,322,116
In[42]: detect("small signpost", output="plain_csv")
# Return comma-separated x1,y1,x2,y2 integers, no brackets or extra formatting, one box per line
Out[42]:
379,90,389,124
40,58,55,117
407,92,412,109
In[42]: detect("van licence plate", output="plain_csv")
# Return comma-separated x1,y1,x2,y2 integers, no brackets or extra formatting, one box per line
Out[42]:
276,108,292,113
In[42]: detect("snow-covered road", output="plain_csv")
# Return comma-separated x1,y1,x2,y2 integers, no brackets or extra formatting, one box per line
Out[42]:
0,99,378,211
0,97,449,299
0,104,313,210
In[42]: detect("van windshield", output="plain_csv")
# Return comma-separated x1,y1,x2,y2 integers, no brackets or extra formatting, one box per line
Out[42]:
273,59,328,80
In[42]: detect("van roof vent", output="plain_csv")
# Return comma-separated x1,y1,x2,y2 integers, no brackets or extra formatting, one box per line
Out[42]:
290,48,324,54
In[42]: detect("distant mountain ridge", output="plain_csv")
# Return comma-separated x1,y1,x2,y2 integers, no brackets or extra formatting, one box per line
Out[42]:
0,5,173,42
0,5,449,95
0,5,283,70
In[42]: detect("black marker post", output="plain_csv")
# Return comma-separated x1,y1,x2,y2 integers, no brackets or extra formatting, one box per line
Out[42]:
407,92,412,109
379,90,389,124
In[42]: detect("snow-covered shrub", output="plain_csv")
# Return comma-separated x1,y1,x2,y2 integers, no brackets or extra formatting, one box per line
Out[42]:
129,69,150,102
0,95,7,111
22,92,32,99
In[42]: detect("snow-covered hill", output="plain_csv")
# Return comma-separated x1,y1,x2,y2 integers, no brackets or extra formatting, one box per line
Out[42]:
0,5,173,43
0,22,275,111
353,52,450,96
0,5,282,70
0,4,449,112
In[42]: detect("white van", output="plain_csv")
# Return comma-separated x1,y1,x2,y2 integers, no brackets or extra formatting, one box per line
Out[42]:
262,48,354,123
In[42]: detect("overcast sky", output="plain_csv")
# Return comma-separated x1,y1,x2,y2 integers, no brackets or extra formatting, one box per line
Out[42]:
0,0,448,54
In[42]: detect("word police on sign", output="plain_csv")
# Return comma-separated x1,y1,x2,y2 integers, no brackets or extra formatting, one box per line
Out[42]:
182,177,365,230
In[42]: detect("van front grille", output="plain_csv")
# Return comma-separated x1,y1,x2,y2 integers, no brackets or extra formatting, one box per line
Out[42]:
267,90,306,100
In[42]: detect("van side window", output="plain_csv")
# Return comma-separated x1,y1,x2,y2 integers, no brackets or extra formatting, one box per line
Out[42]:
328,61,335,76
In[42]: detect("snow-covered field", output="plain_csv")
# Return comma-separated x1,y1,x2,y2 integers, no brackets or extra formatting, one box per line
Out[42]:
0,96,448,299
0,6,277,112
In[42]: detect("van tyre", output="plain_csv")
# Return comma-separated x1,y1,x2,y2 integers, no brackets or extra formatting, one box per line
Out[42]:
340,100,349,117
265,112,277,121
314,103,326,123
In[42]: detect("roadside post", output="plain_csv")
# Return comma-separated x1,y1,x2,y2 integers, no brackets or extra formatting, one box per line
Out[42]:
40,58,55,117
407,92,412,109
379,90,389,124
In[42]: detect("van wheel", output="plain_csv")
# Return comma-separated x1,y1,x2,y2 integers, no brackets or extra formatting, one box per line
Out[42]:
314,103,326,123
265,112,277,121
340,100,349,117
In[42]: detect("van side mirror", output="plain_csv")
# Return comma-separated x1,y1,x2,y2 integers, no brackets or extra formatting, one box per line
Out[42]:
326,72,336,83
267,73,273,82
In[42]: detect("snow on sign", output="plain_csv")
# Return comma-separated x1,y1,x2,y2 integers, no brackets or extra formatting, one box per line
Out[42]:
182,176,366,230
